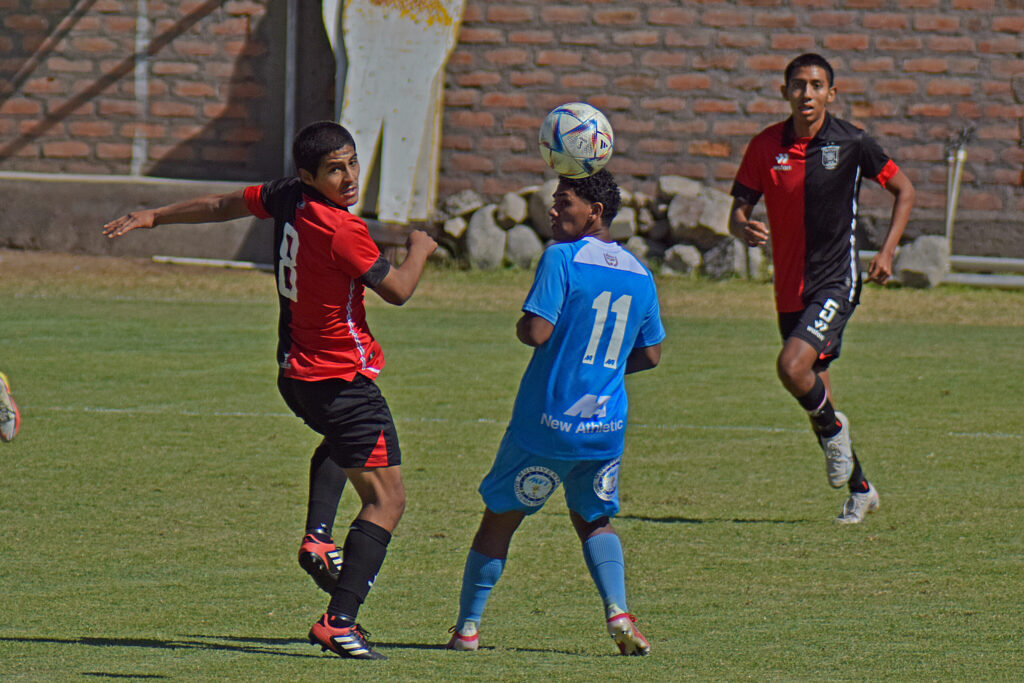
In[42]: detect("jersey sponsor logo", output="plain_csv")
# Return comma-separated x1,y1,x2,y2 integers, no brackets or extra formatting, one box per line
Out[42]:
821,143,840,170
806,298,840,341
593,458,620,501
564,394,610,419
773,153,791,171
514,466,560,507
604,252,618,267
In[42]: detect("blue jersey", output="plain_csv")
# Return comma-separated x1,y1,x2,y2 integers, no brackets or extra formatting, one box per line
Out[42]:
508,236,665,460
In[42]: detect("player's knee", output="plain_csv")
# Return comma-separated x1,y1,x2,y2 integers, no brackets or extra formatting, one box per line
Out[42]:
776,350,806,386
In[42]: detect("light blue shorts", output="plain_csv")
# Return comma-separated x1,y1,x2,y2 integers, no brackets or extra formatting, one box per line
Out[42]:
478,431,621,522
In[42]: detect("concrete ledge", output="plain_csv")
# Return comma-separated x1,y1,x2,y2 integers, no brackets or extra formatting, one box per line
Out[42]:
0,172,425,262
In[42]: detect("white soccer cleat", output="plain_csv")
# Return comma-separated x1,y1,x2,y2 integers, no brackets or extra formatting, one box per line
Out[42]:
606,606,650,656
0,372,20,443
835,484,880,525
819,411,853,488
445,621,479,651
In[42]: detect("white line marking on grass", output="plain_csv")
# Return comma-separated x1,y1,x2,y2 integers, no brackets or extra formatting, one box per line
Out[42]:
31,406,1024,440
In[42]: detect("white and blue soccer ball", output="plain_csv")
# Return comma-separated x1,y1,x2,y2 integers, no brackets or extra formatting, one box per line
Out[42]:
538,102,614,178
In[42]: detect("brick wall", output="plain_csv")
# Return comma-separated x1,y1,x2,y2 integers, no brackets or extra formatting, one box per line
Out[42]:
442,0,1024,231
0,0,286,180
1,0,1022,240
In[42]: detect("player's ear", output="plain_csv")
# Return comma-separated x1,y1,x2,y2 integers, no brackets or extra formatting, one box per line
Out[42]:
590,201,604,224
298,167,315,184
826,85,837,103
779,82,789,100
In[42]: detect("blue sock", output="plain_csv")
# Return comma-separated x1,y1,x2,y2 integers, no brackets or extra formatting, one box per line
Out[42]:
456,549,505,629
582,533,628,613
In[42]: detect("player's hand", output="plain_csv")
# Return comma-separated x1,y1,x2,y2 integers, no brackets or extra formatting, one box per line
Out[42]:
102,210,158,238
741,220,769,247
406,229,437,256
866,250,894,284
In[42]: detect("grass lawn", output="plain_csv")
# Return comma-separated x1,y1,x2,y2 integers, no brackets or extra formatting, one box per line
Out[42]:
0,249,1021,681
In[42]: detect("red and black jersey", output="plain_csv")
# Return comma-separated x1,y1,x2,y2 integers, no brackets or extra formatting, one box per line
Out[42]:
244,178,391,382
731,114,899,313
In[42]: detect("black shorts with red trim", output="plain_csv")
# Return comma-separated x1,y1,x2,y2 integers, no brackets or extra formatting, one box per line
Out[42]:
278,373,401,468
777,290,857,372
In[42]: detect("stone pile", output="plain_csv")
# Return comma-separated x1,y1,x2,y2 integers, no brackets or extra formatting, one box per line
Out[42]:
436,176,765,280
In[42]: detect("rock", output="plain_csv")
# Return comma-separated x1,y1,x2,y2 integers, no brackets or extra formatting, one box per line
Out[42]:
443,215,467,239
623,235,665,266
496,192,528,229
505,224,544,269
428,244,453,263
702,237,746,279
894,235,949,288
464,204,505,270
619,187,634,207
663,244,702,275
658,175,703,200
745,245,765,279
442,189,485,218
670,188,735,249
528,178,559,239
633,191,652,212
636,206,655,234
667,193,703,242
697,186,734,235
609,206,636,242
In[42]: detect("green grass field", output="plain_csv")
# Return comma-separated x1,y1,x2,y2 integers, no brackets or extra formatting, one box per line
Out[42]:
1,249,1021,681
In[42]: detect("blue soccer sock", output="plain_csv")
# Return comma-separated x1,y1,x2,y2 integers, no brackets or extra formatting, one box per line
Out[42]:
582,533,628,614
456,549,505,629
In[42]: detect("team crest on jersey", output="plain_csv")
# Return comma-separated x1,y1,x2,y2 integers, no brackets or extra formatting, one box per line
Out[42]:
821,144,841,170
593,459,620,502
514,466,560,507
773,153,791,171
604,253,618,267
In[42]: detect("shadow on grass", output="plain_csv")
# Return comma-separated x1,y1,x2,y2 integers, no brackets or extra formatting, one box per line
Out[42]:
1,633,451,658
617,514,808,524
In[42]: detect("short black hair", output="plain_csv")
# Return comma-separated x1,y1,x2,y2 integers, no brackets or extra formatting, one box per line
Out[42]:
784,53,835,87
559,169,621,226
292,121,356,175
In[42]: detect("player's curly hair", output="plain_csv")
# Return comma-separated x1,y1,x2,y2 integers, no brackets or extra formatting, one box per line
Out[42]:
292,121,356,174
560,169,621,226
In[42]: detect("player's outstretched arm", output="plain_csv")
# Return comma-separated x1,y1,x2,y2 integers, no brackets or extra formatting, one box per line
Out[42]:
102,190,251,238
729,199,769,247
867,170,915,284
372,229,437,305
625,343,661,374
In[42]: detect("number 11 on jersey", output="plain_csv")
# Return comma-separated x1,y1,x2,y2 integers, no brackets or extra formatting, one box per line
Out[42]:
582,291,631,369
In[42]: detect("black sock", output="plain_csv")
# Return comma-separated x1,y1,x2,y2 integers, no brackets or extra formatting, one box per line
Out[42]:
848,451,869,493
305,441,347,537
327,519,392,619
797,376,839,437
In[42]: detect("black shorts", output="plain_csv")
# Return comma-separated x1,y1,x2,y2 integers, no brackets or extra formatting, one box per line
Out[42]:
778,290,856,372
278,372,401,468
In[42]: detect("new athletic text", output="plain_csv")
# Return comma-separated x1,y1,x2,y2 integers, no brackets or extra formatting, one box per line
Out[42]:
541,412,624,434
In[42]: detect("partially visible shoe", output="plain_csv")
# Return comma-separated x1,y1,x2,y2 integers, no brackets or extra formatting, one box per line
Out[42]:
308,614,385,660
445,621,479,651
819,411,853,488
606,606,650,656
298,533,342,593
835,484,880,525
0,372,20,443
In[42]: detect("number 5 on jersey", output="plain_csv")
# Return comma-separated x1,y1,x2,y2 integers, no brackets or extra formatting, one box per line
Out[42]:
278,222,299,302
583,291,631,369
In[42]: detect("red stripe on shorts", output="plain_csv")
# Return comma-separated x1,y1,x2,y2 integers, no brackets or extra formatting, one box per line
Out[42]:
365,430,389,467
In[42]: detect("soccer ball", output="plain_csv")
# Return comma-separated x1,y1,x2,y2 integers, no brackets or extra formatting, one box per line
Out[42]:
538,102,614,178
